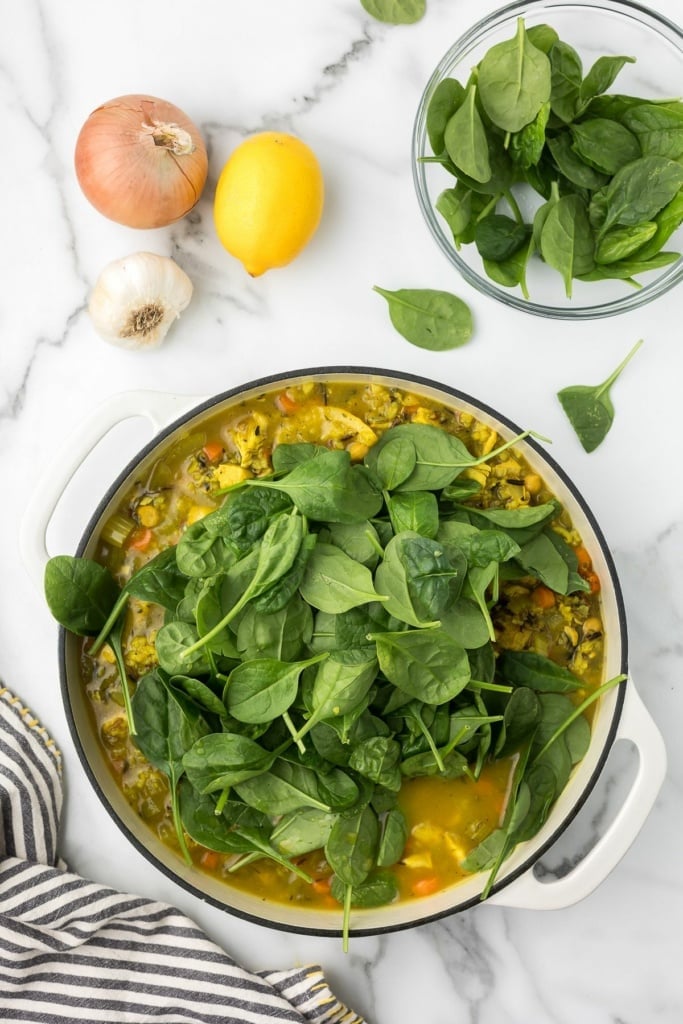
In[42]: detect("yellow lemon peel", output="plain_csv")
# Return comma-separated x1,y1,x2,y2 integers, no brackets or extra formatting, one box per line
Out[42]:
213,131,324,276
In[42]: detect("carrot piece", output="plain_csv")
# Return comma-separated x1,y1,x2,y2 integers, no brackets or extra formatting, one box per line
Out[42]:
585,571,601,594
202,441,224,463
532,585,556,609
312,877,332,895
129,528,153,551
200,850,221,870
411,876,440,898
276,391,300,414
574,546,592,572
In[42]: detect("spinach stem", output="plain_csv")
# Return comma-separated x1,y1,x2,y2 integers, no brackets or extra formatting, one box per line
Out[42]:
503,187,524,226
90,593,127,656
283,711,306,754
342,883,352,955
595,339,644,399
171,783,192,866
214,787,230,816
469,679,513,694
532,674,626,764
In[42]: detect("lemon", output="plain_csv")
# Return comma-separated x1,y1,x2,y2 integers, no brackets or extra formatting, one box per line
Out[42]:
214,131,324,276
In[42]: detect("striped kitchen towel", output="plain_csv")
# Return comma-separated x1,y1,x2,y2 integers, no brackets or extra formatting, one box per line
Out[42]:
0,686,366,1024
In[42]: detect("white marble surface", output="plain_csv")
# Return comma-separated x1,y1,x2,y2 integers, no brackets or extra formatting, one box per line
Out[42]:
1,1,682,1021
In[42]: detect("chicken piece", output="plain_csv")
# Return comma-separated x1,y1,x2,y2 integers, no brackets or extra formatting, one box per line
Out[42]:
228,412,271,471
274,405,377,451
213,464,252,488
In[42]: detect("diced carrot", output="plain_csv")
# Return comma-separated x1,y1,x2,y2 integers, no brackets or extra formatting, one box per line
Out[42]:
200,850,221,870
411,876,440,898
532,585,556,609
202,441,224,463
276,391,300,414
574,546,592,572
129,528,153,551
312,877,332,895
585,571,601,595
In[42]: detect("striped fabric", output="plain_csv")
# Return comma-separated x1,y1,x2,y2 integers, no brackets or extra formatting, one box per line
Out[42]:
0,687,365,1024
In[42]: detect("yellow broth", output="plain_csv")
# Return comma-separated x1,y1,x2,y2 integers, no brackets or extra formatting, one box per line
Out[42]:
82,379,605,910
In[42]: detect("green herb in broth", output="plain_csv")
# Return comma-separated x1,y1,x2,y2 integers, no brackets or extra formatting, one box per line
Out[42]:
45,380,613,949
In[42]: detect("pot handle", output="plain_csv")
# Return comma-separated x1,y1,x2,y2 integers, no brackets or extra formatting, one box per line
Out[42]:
488,680,666,911
19,389,199,592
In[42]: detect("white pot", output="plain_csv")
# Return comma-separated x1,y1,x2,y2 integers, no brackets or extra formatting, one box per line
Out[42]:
20,368,667,937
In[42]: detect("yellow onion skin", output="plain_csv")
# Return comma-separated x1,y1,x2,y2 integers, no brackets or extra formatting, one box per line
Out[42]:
74,94,208,229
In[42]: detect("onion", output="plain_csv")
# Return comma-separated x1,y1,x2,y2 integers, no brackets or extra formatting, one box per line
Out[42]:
74,94,208,229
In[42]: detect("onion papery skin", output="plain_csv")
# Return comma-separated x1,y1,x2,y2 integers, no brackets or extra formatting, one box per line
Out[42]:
74,94,208,229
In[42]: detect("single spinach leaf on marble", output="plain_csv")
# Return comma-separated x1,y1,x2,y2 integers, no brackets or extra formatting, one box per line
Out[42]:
557,338,643,452
478,17,551,133
360,0,426,25
372,286,473,352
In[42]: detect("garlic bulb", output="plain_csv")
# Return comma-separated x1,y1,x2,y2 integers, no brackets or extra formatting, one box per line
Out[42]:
88,251,193,349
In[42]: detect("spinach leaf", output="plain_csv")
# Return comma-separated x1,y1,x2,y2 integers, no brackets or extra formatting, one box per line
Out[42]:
427,78,465,155
577,55,635,112
444,85,491,183
539,193,595,297
176,508,237,577
546,132,608,190
373,434,417,490
622,103,683,159
386,490,439,538
509,101,550,168
478,18,551,133
475,214,530,262
374,532,463,627
44,555,119,636
372,285,473,351
498,650,583,692
349,736,402,791
323,520,383,568
557,338,643,452
360,0,425,25
376,807,409,867
595,222,657,264
236,596,313,662
525,24,559,55
570,118,640,175
224,653,328,724
436,185,475,242
330,871,398,908
235,757,358,816
372,627,470,704
549,40,582,123
515,533,569,593
248,452,383,524
600,156,683,233
270,807,337,857
300,542,386,613
132,671,209,862
182,732,278,794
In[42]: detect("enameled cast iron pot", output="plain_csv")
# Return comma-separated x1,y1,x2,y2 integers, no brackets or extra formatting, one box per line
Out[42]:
21,368,667,938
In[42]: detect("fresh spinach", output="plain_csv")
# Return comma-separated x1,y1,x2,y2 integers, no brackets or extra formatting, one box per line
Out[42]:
424,19,683,299
360,0,425,25
557,338,643,451
372,285,473,351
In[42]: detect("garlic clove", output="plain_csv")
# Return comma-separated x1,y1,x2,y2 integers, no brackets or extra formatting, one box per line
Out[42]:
88,251,193,349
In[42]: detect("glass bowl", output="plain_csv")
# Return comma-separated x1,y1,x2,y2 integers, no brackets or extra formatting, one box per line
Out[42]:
412,0,683,319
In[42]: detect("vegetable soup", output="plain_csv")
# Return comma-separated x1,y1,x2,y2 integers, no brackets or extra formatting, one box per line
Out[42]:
52,380,608,941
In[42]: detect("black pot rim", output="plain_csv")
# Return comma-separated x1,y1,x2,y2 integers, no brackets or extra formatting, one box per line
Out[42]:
58,365,628,938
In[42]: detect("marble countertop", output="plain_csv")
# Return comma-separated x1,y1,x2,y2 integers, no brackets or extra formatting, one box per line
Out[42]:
1,1,682,1021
